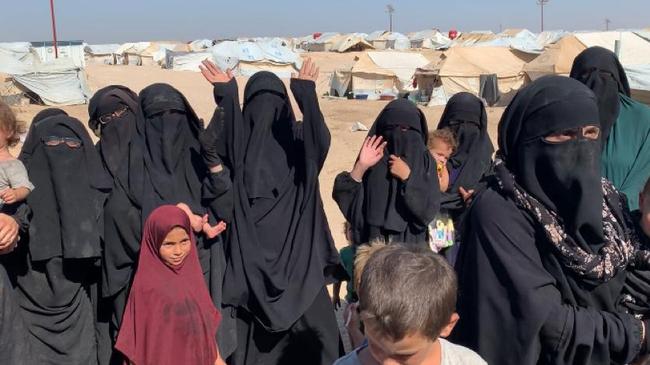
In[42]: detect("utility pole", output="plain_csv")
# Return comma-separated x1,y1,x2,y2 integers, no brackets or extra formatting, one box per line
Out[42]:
537,0,550,32
49,0,59,58
386,5,395,32
605,18,611,31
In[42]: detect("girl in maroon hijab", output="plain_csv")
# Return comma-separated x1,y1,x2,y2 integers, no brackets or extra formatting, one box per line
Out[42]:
115,205,224,365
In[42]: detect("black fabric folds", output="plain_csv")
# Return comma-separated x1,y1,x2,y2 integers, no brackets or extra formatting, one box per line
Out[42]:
437,92,494,212
217,74,343,335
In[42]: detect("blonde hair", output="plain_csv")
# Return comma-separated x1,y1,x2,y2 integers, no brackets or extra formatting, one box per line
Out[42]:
427,128,457,152
0,101,26,147
353,239,387,292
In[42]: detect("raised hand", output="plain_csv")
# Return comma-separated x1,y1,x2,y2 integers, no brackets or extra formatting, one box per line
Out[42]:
199,60,234,84
351,135,387,182
358,136,386,169
292,57,319,83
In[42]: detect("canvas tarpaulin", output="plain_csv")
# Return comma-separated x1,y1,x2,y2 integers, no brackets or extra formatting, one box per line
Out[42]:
4,57,91,105
211,40,301,78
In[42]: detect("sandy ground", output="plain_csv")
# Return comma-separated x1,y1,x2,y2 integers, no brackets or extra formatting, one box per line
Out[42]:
11,53,503,247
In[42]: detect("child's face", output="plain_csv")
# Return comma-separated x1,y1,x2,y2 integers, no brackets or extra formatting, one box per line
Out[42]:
428,138,453,165
159,226,191,268
362,313,459,365
639,192,650,237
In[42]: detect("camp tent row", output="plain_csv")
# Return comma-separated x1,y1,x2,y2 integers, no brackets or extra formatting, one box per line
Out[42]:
327,30,650,107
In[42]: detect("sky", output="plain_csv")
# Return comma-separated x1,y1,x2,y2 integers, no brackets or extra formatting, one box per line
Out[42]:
1,0,648,43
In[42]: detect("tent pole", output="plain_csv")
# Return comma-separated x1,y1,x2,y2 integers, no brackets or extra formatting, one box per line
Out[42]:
50,0,59,58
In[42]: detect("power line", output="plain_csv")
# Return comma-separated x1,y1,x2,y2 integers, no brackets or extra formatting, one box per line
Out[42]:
386,5,395,32
537,0,550,32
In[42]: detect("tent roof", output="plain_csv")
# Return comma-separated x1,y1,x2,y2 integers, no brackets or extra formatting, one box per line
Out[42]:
331,34,373,52
352,51,429,81
366,31,388,42
574,31,650,65
430,47,531,77
523,35,586,75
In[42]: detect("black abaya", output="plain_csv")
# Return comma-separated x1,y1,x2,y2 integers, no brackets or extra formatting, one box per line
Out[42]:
333,99,440,245
214,74,344,365
13,115,110,365
451,76,644,365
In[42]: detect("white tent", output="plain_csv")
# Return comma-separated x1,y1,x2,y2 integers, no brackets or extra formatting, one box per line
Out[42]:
211,40,301,78
31,41,86,68
0,54,90,105
408,30,451,49
84,44,122,65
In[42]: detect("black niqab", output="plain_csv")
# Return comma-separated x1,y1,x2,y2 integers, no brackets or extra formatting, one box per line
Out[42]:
89,85,139,178
20,115,110,261
138,83,204,218
19,108,68,166
242,72,296,199
498,75,603,250
437,92,494,211
570,46,631,143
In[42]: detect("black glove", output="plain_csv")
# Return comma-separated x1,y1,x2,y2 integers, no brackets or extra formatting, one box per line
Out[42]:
199,108,225,168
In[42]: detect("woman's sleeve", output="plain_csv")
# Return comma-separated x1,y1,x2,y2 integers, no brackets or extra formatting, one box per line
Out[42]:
212,79,242,169
453,191,643,365
333,172,365,244
400,159,440,229
290,79,330,171
202,167,233,223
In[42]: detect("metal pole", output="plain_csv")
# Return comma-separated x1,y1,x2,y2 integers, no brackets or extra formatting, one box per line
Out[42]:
541,2,544,32
390,13,393,32
50,0,58,58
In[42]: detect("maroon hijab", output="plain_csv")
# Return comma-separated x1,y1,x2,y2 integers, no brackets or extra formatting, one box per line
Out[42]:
115,205,221,365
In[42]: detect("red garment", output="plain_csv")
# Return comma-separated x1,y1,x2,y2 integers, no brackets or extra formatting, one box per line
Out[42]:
115,205,221,365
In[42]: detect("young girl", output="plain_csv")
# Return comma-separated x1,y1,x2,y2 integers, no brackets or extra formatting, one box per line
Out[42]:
0,102,33,211
115,205,225,365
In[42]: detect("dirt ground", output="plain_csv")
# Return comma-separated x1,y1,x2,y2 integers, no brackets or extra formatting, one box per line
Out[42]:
10,53,504,247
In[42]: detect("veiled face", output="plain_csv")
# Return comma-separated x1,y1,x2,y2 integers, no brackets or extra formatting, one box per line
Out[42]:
158,226,191,268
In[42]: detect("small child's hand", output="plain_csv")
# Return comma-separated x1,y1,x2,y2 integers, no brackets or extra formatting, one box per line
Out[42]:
176,203,206,233
388,155,411,181
0,189,18,205
203,221,227,239
459,187,475,206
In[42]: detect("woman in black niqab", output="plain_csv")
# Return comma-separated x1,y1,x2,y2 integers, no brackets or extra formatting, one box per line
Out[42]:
205,61,344,365
89,85,139,179
333,98,440,246
11,115,110,365
92,83,236,360
436,92,494,213
451,76,648,365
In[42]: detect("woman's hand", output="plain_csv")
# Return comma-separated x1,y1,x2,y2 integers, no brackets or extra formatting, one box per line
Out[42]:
292,57,319,83
459,186,475,206
199,60,234,84
350,136,387,182
203,221,227,239
388,155,411,182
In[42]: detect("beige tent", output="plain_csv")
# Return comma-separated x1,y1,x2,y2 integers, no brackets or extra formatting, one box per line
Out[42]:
523,35,586,80
330,34,373,53
332,52,429,99
416,47,534,105
118,41,188,66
